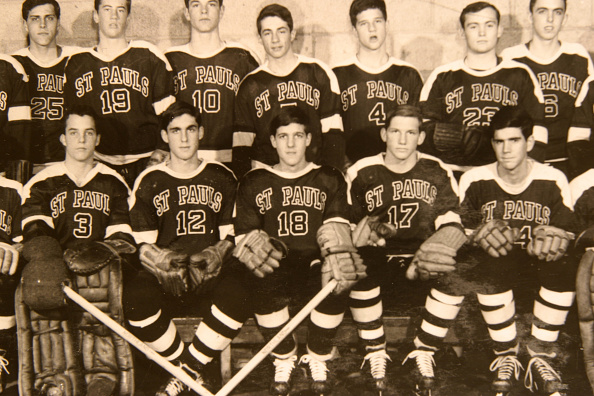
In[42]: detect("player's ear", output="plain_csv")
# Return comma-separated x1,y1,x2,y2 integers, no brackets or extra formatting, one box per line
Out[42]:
95,134,101,147
526,135,535,152
92,9,99,25
184,6,191,23
497,23,503,39
59,134,66,147
23,19,29,35
380,127,387,142
219,4,225,19
305,133,312,147
270,134,278,149
161,129,169,144
290,28,296,42
198,126,205,140
417,131,426,146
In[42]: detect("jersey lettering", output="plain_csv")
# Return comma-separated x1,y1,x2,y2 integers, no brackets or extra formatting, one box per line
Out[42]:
75,72,93,97
482,200,497,222
340,84,358,111
470,83,519,106
177,185,222,212
278,210,308,236
37,73,65,93
99,66,150,97
445,87,464,113
277,81,320,109
536,72,580,98
281,186,326,210
153,189,171,216
72,190,111,216
502,200,550,225
50,191,67,218
195,65,241,92
366,80,409,104
0,210,12,235
175,69,188,92
255,90,271,118
392,179,437,205
0,91,6,111
73,212,92,238
365,185,384,212
256,188,273,214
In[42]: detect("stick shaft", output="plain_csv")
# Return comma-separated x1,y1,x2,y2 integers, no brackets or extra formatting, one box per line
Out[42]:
216,279,338,396
63,286,214,396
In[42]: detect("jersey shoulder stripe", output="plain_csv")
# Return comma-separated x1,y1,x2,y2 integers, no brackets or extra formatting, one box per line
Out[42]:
0,177,22,197
295,54,341,93
22,162,68,200
129,40,173,71
94,162,130,192
346,153,384,182
575,75,594,106
332,55,421,75
417,152,459,190
0,54,28,82
421,59,465,100
13,46,84,68
500,44,529,60
570,168,594,205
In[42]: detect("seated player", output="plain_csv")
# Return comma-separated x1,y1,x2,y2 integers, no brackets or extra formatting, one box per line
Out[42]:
346,105,466,392
124,101,251,396
233,106,365,395
404,106,576,396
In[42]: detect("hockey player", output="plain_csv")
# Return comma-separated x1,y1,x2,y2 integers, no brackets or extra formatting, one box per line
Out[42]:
333,0,423,165
64,0,176,186
346,104,465,393
404,106,576,395
0,176,22,393
419,1,547,173
233,106,365,395
232,3,345,177
165,0,259,169
14,0,81,175
567,76,594,174
501,0,593,179
124,101,252,396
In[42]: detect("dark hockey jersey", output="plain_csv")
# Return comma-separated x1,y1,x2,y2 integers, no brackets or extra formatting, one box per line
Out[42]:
64,41,176,164
333,56,423,163
165,43,259,163
13,46,81,164
21,162,132,248
233,55,344,175
235,163,349,260
570,168,594,230
0,177,22,244
458,160,576,250
346,152,461,254
130,161,236,256
501,42,593,163
568,76,594,175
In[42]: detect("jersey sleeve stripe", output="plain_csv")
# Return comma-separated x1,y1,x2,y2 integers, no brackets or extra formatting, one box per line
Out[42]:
570,169,594,206
132,229,159,245
435,211,462,230
22,215,54,230
232,131,256,148
8,106,31,122
320,114,344,133
219,224,234,240
323,217,351,226
568,127,591,142
105,224,133,239
153,95,176,116
533,125,548,144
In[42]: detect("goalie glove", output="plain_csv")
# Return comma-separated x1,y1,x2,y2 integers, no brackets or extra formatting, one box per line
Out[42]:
188,240,234,290
472,219,516,258
352,216,398,247
406,226,468,280
233,230,287,278
64,240,121,275
139,244,188,297
317,222,367,294
0,242,21,276
527,225,575,262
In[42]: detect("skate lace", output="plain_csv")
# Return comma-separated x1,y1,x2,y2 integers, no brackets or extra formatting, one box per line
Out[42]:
402,350,435,378
161,363,203,396
524,356,561,392
273,355,297,383
0,349,8,374
299,354,328,382
489,355,523,381
361,350,391,380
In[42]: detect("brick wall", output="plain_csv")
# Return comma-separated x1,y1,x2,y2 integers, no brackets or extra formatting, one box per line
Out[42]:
1,0,592,78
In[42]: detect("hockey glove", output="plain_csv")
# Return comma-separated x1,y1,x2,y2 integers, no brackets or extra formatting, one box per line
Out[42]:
352,216,398,247
64,240,121,275
575,226,594,252
0,242,21,276
406,226,467,280
472,219,516,257
139,244,189,297
233,230,287,278
527,225,575,262
318,222,367,294
188,240,234,290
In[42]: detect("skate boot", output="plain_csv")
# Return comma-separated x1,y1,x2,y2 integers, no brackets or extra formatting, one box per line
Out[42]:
361,349,391,393
524,350,568,395
156,362,208,396
0,349,9,393
300,354,331,395
489,350,523,395
270,354,297,395
402,349,436,396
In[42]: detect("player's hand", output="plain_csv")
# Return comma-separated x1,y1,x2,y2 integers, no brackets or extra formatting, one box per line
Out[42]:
472,219,516,257
527,225,575,262
188,240,234,290
0,242,20,276
321,251,366,294
352,216,398,247
139,244,189,296
233,230,287,278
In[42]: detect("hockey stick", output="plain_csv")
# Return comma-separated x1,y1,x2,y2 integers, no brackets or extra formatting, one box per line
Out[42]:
216,279,338,396
63,285,215,396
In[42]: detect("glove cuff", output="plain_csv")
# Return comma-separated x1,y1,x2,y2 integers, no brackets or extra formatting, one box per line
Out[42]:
427,226,467,250
23,236,63,261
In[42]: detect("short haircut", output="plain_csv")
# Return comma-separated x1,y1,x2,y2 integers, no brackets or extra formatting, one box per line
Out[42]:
184,0,223,8
22,0,61,20
94,0,131,12
489,106,534,140
385,105,423,127
459,1,500,27
530,0,566,12
63,105,100,134
257,4,293,34
270,107,309,137
349,0,387,27
159,101,201,132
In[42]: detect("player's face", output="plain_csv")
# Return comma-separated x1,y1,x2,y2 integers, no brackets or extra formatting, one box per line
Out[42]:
24,4,59,47
381,116,425,162
462,8,502,54
185,0,223,33
93,0,129,39
354,8,387,51
530,0,566,41
259,16,295,60
270,123,311,171
60,115,100,162
161,113,203,161
492,127,535,171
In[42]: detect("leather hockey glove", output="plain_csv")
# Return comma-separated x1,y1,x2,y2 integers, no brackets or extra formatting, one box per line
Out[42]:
406,226,468,280
527,225,575,262
472,219,516,258
352,216,398,247
317,222,367,294
139,244,188,297
64,241,121,275
188,240,234,290
461,124,491,165
0,241,21,276
233,230,287,278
